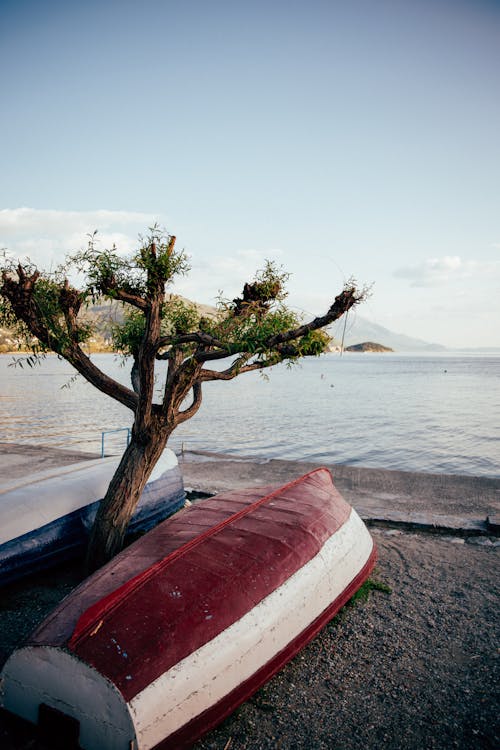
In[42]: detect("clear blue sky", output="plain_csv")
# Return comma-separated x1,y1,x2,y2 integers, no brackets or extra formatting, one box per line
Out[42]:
1,0,499,347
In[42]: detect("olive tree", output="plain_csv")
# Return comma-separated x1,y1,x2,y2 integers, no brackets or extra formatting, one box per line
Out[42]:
0,228,366,570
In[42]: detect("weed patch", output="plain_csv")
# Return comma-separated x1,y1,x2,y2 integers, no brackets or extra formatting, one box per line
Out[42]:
348,576,392,607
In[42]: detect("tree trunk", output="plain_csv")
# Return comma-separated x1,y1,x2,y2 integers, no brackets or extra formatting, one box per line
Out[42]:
85,428,170,572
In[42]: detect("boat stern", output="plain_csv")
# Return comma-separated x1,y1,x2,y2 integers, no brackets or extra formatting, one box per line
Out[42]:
0,646,137,750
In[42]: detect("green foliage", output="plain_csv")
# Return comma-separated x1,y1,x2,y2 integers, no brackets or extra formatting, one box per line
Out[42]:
142,260,332,368
2,230,365,385
34,277,92,347
113,297,202,358
162,297,200,337
135,229,191,293
0,300,32,345
286,330,332,359
8,352,47,369
0,294,18,330
71,226,190,302
199,262,322,364
112,308,145,356
213,305,300,353
77,245,138,302
0,258,93,355
0,256,33,336
246,260,290,304
348,577,392,607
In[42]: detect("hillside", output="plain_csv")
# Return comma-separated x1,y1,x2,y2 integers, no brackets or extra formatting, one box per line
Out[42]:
327,315,445,352
0,302,445,354
0,327,19,353
0,296,220,353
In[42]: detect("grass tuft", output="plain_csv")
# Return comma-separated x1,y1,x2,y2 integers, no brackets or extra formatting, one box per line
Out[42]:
349,576,392,606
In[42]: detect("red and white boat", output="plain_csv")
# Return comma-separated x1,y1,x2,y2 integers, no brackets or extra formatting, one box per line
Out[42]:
0,468,376,750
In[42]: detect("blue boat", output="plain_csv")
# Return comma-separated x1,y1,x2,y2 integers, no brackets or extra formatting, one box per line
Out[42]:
0,449,185,586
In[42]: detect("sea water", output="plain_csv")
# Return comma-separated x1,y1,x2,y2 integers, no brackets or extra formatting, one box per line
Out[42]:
0,352,498,477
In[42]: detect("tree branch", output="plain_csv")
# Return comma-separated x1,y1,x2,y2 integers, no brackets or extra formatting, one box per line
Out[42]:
200,357,263,382
266,285,362,348
67,347,138,411
175,381,203,424
2,270,64,352
187,285,363,366
1,269,138,412
155,330,227,352
135,296,163,432
99,285,148,311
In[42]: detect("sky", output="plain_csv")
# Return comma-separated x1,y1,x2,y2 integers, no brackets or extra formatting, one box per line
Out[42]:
1,0,499,348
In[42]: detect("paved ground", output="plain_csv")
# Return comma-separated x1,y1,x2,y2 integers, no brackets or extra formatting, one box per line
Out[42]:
0,443,99,485
179,449,500,536
2,443,498,534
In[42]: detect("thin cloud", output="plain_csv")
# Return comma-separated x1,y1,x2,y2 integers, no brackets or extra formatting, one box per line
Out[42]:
0,207,159,268
393,256,496,287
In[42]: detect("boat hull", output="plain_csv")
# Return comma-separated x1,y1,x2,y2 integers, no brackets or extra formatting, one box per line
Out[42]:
0,449,185,585
0,469,376,749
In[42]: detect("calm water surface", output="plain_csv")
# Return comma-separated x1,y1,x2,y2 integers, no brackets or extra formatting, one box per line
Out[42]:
0,353,498,477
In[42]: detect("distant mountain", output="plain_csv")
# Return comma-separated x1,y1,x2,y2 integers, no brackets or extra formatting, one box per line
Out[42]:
327,315,446,352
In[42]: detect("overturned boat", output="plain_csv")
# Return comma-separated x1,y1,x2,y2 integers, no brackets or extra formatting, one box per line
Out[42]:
0,468,376,749
0,448,185,586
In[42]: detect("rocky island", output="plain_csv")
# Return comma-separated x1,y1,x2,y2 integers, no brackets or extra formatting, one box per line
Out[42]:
345,341,394,352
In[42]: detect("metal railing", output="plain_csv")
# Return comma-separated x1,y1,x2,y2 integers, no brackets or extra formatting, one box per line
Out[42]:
101,427,131,458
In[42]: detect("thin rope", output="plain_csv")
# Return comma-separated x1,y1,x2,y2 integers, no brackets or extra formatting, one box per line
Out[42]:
340,309,349,356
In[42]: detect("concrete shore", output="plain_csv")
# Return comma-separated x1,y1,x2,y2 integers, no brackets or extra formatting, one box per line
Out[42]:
0,445,499,749
1,442,498,534
179,449,500,537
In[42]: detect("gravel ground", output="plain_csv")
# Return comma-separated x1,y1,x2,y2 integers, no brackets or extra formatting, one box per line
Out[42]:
193,529,499,750
1,529,498,750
